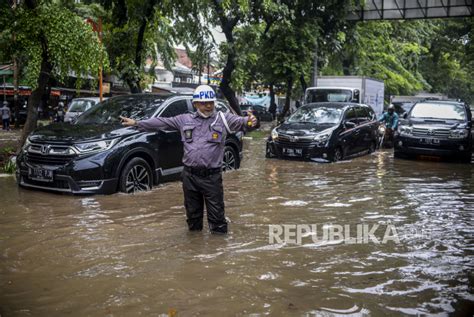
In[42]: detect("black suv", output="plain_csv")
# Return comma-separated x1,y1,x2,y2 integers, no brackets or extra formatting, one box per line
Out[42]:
16,94,244,194
266,102,378,162
394,101,472,162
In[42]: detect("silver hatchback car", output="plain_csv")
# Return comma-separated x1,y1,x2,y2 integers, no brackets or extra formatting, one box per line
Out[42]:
64,97,104,123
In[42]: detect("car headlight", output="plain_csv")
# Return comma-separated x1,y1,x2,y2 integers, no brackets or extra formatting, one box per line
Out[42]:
449,129,469,139
399,126,413,136
314,133,330,145
271,128,279,141
74,139,119,154
22,138,31,153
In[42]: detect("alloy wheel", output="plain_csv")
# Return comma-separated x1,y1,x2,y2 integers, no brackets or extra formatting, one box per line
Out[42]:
125,165,151,193
223,147,237,171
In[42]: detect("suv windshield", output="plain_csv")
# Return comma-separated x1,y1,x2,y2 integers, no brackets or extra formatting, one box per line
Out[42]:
411,102,466,121
306,89,352,103
288,107,342,124
76,96,164,124
68,100,95,112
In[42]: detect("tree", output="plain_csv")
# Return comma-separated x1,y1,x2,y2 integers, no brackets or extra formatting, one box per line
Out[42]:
419,19,473,103
101,0,176,93
7,0,107,147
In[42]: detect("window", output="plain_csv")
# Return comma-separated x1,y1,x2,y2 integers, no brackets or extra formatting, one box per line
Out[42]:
344,108,358,124
161,100,189,117
356,107,370,123
215,101,230,113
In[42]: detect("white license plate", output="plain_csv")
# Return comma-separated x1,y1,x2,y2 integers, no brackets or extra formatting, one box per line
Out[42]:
283,148,303,157
421,138,439,144
28,167,53,182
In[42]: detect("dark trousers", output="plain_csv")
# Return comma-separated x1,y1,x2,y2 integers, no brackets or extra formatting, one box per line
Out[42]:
182,168,227,234
2,118,9,130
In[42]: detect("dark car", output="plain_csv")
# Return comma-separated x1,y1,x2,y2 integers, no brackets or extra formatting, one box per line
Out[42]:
240,104,274,125
392,102,414,116
394,101,472,162
266,102,378,162
16,93,244,195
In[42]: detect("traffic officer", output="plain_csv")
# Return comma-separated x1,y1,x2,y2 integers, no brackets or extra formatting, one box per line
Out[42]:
120,85,257,234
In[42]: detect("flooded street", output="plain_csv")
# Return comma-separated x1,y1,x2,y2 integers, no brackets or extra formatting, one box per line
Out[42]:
1,137,473,316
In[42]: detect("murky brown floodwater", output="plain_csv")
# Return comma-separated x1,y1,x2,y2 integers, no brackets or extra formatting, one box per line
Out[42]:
1,138,473,316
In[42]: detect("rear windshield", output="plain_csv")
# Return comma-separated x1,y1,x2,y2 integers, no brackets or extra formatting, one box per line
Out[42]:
410,103,466,121
68,100,96,112
306,89,353,103
76,96,164,124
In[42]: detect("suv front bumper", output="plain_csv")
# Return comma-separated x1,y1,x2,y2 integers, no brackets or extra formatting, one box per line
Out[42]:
395,135,472,158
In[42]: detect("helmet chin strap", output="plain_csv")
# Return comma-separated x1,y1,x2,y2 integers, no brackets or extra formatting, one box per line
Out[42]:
197,109,215,118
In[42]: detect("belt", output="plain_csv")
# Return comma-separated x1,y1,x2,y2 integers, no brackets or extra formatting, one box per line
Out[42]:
184,166,222,177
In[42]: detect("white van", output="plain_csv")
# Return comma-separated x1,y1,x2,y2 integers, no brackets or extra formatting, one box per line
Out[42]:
65,97,104,123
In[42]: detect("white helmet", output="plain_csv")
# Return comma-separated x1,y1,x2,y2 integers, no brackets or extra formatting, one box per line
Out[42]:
193,85,216,102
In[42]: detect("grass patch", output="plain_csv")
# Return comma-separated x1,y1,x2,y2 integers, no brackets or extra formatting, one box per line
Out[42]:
246,129,269,139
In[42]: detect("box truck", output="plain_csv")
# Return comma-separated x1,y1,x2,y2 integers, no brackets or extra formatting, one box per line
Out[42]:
304,76,385,117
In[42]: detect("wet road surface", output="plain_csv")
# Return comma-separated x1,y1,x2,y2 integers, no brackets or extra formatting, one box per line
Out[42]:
1,138,473,316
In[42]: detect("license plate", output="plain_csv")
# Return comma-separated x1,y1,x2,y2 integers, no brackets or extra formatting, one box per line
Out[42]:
283,148,303,157
421,138,439,144
28,167,53,182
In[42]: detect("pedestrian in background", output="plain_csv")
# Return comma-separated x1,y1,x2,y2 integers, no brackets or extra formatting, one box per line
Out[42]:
1,101,11,131
56,102,65,122
120,85,257,234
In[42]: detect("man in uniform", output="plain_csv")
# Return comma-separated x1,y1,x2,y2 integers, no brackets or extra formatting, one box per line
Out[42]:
120,85,257,234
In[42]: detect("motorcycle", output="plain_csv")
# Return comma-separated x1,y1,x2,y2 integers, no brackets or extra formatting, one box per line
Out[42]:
378,124,394,148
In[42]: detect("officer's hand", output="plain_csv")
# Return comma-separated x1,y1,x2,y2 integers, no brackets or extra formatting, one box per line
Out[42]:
120,116,136,127
248,114,258,127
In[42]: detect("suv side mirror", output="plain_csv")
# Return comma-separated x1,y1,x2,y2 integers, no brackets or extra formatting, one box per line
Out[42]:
403,112,408,119
344,121,357,129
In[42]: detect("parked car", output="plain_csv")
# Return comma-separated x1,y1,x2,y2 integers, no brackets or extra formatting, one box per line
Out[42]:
240,104,273,121
266,102,378,162
391,102,414,116
394,100,472,162
16,93,244,194
64,97,103,123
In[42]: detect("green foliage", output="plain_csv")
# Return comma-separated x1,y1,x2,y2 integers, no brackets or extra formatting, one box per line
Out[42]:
12,3,108,90
322,19,472,103
3,158,16,174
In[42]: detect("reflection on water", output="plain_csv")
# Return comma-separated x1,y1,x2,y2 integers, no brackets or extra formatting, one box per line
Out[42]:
0,138,473,316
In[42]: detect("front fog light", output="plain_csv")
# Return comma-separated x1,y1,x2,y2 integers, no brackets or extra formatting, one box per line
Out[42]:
398,141,403,146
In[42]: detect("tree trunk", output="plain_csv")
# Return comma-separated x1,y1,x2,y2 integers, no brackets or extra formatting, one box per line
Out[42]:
268,82,276,119
211,0,241,115
219,50,241,115
279,75,293,121
19,40,52,149
129,18,148,93
299,74,307,95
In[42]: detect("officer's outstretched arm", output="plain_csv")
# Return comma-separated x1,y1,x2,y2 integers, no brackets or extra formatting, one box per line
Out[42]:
121,115,184,132
225,112,256,131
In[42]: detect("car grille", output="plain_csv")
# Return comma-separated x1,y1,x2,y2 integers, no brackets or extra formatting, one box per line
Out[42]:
412,127,450,139
276,134,314,148
26,143,77,165
25,152,76,165
23,177,70,190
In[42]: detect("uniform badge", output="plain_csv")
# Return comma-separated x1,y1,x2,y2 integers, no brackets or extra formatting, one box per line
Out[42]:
185,129,193,139
212,132,219,140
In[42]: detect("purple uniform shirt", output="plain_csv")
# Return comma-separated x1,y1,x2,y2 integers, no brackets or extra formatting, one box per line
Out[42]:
138,111,249,168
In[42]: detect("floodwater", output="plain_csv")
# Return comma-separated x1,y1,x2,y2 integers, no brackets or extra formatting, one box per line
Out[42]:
1,138,473,316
